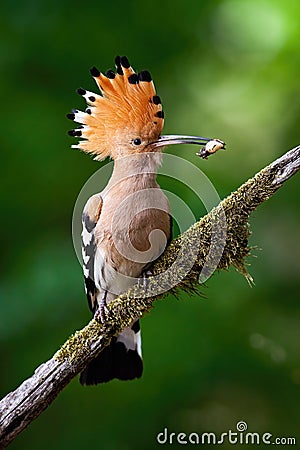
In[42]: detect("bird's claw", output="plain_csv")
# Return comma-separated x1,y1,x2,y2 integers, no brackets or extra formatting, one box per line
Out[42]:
137,269,153,292
94,290,110,325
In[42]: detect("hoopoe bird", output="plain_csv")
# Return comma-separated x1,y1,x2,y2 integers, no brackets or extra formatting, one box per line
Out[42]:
67,56,225,385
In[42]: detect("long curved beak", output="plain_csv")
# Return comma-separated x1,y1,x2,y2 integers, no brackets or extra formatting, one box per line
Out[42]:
151,134,226,159
151,134,212,148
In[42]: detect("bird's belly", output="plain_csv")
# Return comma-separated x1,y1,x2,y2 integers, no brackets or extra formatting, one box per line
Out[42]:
94,207,170,296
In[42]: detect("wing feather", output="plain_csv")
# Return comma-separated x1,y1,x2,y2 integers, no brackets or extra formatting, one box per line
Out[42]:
81,194,103,313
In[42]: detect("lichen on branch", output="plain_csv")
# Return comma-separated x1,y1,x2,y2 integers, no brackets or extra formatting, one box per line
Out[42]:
56,146,300,363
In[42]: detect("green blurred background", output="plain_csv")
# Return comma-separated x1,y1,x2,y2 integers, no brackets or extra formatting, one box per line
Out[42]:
1,0,300,448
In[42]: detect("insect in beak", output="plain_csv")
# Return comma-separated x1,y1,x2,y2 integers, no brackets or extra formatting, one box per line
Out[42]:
151,135,226,159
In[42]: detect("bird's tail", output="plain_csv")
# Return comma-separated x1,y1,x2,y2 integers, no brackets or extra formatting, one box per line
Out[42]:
79,320,143,385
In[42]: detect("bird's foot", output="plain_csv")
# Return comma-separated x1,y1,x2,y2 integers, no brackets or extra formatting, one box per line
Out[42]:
137,269,153,292
94,290,110,325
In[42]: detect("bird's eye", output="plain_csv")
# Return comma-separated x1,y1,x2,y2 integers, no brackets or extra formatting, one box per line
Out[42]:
133,138,142,146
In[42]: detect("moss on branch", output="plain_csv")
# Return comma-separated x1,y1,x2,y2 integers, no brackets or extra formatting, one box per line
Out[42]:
56,146,300,364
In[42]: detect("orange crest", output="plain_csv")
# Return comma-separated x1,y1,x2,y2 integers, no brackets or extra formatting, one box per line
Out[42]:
67,56,164,160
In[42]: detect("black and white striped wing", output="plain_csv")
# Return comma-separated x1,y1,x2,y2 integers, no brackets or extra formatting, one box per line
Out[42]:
81,194,102,314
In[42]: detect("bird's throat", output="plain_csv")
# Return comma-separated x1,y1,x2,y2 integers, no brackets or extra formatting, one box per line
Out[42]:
110,152,162,186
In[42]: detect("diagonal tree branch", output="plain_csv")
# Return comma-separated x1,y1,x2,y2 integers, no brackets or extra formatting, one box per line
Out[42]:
0,145,299,448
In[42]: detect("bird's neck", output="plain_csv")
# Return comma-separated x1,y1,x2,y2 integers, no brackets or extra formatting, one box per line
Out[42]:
109,152,162,187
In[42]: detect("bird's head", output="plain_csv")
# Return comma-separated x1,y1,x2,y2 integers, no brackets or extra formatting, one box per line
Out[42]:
67,56,225,160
